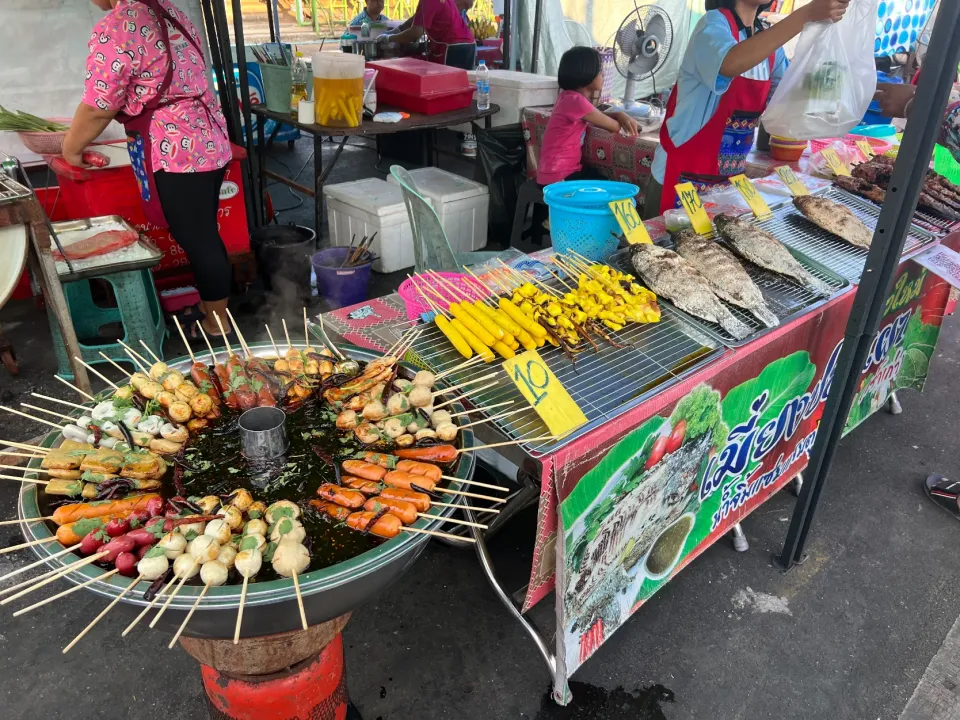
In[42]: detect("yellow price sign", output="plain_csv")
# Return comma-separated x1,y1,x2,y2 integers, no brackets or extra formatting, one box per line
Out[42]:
820,148,851,176
609,198,652,245
502,349,587,437
674,182,713,235
729,174,771,218
855,139,875,159
775,165,809,196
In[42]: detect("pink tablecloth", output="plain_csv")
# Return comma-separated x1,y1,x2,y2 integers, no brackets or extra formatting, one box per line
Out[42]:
521,107,660,204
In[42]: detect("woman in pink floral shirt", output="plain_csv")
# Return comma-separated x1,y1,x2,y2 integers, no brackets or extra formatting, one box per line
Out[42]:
64,0,235,338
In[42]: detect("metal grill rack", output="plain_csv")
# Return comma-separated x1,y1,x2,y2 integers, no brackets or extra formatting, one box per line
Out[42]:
0,174,31,205
756,187,938,284
608,242,847,348
402,299,723,458
911,208,959,237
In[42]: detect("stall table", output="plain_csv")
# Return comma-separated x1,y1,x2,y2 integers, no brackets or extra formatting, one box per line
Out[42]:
316,226,958,704
252,102,499,231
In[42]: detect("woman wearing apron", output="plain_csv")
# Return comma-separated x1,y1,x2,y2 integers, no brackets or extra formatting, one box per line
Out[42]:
643,0,849,219
63,0,234,339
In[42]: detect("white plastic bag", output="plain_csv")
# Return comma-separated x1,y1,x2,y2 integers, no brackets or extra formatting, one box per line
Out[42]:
760,0,879,141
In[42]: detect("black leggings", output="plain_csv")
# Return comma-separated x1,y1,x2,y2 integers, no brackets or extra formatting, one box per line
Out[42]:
155,168,231,301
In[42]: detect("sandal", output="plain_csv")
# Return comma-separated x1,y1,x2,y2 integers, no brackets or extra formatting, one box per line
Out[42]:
923,474,960,521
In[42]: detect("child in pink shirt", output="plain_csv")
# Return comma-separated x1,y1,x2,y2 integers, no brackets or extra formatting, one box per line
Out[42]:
536,47,639,185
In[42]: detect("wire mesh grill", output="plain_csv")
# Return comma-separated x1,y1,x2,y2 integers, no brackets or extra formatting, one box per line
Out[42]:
401,296,723,458
755,187,938,284
608,241,848,347
0,174,31,205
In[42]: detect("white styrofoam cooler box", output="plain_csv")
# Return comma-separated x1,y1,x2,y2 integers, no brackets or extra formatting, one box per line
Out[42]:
452,70,559,132
386,168,489,253
324,178,424,273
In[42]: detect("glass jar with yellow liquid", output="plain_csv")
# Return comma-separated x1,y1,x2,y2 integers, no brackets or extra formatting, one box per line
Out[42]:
311,52,365,128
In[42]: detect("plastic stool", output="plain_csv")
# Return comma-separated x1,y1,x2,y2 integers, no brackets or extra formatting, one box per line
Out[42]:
47,268,166,380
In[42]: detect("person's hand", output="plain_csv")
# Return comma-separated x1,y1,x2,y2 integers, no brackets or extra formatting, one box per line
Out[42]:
613,111,639,137
874,83,916,118
804,0,850,23
62,149,86,168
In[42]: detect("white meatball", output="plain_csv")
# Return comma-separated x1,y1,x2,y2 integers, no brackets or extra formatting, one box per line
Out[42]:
436,422,459,442
408,385,432,408
412,370,435,387
204,518,232,545
217,545,238,569
430,410,452,428
220,505,244,531
415,428,437,441
188,535,220,564
244,519,268,537
200,560,229,587
386,393,410,416
158,532,187,560
177,519,206,537
239,533,267,553
137,551,169,581
197,496,221,514
235,548,263,579
271,539,310,578
269,518,307,544
395,433,415,447
361,400,387,422
382,417,406,439
173,553,201,579
265,500,301,525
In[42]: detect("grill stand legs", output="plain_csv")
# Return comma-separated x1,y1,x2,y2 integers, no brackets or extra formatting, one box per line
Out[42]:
731,523,749,553
887,391,903,415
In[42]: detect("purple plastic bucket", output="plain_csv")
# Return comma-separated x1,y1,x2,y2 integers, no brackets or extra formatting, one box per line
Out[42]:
311,247,373,308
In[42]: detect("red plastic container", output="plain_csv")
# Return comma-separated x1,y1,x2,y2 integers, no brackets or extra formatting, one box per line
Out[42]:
366,58,474,115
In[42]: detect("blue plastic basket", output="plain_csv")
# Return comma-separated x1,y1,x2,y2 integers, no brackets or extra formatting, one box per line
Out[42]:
543,180,639,262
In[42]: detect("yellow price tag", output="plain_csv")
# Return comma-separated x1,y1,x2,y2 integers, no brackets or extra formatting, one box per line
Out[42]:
609,198,652,245
775,165,809,196
502,349,587,437
729,174,771,218
855,139,875,159
674,182,713,235
820,148,851,176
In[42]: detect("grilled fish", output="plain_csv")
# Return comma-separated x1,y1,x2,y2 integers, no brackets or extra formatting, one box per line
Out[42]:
673,231,779,328
630,244,752,340
713,214,832,296
792,195,873,248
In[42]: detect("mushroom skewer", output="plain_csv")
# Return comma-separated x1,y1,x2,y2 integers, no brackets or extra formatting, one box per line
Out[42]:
168,560,228,649
234,544,262,644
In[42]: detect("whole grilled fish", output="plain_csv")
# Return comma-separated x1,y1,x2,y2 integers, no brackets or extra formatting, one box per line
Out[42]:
630,244,752,341
673,230,779,328
713,214,832,296
792,195,873,248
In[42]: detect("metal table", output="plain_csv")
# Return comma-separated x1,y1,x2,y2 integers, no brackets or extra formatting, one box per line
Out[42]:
252,102,499,232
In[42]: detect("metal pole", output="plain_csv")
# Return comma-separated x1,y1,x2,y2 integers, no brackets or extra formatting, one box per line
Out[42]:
501,0,512,71
266,0,278,43
228,0,264,226
210,0,244,147
778,4,960,569
200,0,236,143
530,0,543,73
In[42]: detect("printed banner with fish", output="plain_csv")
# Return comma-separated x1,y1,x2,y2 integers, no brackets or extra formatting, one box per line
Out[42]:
548,254,952,704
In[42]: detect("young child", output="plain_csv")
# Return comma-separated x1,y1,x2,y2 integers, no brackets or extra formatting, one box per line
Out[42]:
536,46,639,186
350,0,388,26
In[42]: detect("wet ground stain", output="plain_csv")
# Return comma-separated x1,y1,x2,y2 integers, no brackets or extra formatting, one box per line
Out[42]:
535,682,675,720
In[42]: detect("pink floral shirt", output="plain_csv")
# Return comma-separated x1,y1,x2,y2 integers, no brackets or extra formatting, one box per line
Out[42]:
82,0,231,173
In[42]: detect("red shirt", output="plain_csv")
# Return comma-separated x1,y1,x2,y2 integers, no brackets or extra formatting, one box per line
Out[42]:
536,91,595,185
414,0,475,63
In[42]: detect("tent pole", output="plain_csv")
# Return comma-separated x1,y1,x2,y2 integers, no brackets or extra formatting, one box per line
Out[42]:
530,0,544,73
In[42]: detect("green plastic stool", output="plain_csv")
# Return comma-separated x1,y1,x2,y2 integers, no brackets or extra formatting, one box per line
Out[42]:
47,268,166,380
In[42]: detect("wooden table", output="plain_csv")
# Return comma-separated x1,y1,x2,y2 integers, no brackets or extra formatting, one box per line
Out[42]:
252,102,499,232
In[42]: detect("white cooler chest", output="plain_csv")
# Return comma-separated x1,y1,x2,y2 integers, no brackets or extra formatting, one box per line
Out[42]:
386,168,489,253
324,178,421,273
453,70,559,132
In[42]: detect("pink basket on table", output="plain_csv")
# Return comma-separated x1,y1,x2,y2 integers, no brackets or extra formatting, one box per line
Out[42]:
398,272,492,320
16,118,71,155
809,135,893,157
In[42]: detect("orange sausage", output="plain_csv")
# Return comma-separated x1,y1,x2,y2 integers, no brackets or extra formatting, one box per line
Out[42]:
316,483,366,509
52,493,161,526
346,511,403,538
342,460,387,481
379,487,431,512
343,476,383,495
356,452,399,470
393,445,457,464
309,499,353,521
395,460,442,482
384,470,437,493
55,513,126,545
364,497,418,525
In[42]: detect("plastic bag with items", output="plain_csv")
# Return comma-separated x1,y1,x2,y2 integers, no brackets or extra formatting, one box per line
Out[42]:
760,0,879,141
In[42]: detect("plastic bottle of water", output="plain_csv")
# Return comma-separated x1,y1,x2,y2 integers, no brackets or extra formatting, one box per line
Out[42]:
476,59,490,111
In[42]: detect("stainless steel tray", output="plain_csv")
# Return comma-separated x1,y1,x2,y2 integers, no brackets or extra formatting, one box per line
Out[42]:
607,236,848,348
758,187,939,284
0,174,31,205
51,215,162,282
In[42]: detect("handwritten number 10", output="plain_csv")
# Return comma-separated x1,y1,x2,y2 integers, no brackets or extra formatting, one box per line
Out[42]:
513,360,550,406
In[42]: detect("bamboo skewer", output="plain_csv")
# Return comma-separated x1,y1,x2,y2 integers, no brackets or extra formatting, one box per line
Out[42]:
441,474,509,492
433,486,506,503
1,551,108,605
265,324,281,358
0,515,53,526
150,560,198,628
0,451,46,461
0,474,48,486
234,575,249,644
138,340,163,366
30,393,86,411
292,569,308,631
303,308,311,351
72,357,119,390
54,374,97,402
316,312,345,360
432,501,499,514
225,308,252,358
0,440,48,454
0,463,49,475
123,572,178,636
459,436,559,453
432,382,501,410
454,407,527,430
0,535,57,554
196,322,219,365
0,405,64,431
0,543,81,588
168,582,211,649
64,574,142,654
446,400,515,419
213,313,235,358
13,568,121,617
434,355,485,380
172,315,197,363
116,341,150,374
282,319,293,353
20,403,74,422
402,526,475,543
98,352,132,378
421,512,487,529
432,373,498,398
